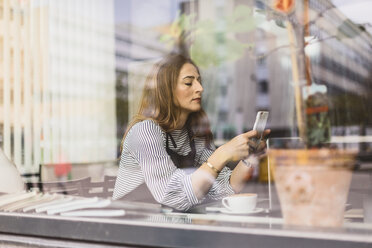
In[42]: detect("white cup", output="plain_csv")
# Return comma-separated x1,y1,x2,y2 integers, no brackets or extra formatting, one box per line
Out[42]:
222,193,257,213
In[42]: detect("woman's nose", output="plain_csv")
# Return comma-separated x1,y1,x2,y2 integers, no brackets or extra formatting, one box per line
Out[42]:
195,80,203,92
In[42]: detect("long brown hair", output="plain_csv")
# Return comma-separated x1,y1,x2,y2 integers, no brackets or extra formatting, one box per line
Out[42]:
121,54,213,151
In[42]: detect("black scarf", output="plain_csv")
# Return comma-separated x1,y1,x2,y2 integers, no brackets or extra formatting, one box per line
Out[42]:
166,128,196,169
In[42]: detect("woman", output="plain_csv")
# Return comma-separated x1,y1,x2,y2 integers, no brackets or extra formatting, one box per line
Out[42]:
113,54,269,211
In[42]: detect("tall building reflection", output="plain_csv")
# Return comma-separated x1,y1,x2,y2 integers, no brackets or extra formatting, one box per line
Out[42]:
115,0,372,145
0,0,117,174
1,0,371,175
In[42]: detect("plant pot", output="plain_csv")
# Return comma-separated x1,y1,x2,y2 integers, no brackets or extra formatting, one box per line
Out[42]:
268,149,355,227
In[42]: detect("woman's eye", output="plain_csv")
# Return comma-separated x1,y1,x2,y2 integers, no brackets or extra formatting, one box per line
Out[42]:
185,82,192,86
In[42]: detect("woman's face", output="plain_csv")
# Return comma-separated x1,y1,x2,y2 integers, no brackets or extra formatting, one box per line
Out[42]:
174,63,203,115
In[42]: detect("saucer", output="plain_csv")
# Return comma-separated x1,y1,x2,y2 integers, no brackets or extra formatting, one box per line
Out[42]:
219,207,264,215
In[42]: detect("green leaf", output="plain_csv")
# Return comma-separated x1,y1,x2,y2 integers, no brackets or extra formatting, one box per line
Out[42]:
224,38,246,61
159,34,173,43
181,13,196,31
195,20,216,34
275,20,286,28
226,5,256,32
190,34,219,68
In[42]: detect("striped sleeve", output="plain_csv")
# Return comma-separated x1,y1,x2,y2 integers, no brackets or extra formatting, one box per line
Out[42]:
198,147,235,199
128,121,201,211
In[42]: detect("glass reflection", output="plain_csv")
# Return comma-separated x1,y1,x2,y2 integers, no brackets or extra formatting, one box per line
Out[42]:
0,0,371,231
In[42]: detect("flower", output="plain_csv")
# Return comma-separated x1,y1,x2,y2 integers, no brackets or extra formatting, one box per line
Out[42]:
273,0,295,13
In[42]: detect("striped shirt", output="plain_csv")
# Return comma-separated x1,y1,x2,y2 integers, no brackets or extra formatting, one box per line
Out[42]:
113,120,235,211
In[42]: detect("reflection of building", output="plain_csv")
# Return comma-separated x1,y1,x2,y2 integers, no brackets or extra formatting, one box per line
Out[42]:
307,0,372,133
114,0,181,143
115,22,168,142
0,0,116,173
200,0,372,138
115,0,372,142
197,0,289,138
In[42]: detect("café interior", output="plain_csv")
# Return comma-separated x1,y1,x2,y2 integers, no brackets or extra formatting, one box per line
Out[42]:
0,0,372,247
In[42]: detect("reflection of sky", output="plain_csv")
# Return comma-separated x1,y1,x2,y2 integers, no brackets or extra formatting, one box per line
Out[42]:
114,0,183,27
114,0,131,24
332,0,372,33
302,83,327,99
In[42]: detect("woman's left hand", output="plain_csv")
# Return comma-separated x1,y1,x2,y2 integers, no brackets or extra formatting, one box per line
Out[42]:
249,129,270,155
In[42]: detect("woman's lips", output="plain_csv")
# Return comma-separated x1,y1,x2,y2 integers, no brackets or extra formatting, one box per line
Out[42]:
192,98,201,102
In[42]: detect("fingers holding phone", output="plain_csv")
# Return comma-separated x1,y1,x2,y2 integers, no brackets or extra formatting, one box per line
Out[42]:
242,130,268,153
219,112,270,162
252,131,270,154
249,111,269,153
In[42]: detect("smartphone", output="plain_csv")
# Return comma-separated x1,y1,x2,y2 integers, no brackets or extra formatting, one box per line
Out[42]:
253,111,269,139
243,111,269,165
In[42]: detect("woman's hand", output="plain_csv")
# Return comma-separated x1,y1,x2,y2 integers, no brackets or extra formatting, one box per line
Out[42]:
249,129,270,155
228,129,270,193
218,129,270,162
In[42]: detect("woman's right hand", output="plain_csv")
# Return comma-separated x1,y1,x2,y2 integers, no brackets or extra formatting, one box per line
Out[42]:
218,129,270,162
217,130,257,162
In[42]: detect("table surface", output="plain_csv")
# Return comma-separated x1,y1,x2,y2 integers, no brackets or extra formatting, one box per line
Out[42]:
0,203,372,248
0,173,372,248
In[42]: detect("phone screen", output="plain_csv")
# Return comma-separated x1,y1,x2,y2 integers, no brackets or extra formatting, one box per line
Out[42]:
253,111,269,134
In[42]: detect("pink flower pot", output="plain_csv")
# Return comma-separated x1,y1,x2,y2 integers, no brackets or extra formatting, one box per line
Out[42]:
269,149,355,227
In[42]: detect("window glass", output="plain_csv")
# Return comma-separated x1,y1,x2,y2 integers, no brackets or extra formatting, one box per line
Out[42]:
1,0,372,237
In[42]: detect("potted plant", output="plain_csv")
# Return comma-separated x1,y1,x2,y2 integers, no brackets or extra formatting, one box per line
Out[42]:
267,0,357,227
